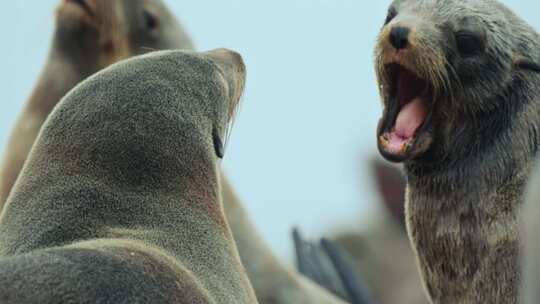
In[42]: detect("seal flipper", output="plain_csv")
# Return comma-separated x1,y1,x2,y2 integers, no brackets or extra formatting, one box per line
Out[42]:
293,228,342,293
321,238,374,304
292,228,374,304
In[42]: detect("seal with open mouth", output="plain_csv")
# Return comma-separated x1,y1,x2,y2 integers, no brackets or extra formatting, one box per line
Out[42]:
376,62,433,163
374,0,540,303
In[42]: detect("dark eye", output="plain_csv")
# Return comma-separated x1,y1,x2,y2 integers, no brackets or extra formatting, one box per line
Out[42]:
144,11,158,30
212,128,225,159
385,7,397,25
455,32,484,56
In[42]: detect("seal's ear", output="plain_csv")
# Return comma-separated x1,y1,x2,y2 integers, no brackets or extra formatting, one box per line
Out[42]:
213,128,225,159
514,57,540,73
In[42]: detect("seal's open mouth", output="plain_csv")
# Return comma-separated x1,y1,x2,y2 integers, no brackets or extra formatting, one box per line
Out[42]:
377,63,434,162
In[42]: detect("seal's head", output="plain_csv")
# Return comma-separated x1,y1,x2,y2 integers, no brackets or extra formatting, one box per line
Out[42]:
54,0,193,72
375,0,540,164
40,48,245,185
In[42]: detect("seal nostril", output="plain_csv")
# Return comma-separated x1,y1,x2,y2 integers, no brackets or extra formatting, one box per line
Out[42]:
389,27,410,50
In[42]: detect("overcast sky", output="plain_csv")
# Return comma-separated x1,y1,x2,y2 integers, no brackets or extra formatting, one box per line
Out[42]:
1,0,540,259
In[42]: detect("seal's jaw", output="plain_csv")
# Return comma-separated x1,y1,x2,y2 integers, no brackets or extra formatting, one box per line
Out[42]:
377,63,434,163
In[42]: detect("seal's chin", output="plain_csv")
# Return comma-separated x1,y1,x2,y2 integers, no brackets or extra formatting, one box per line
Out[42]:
377,63,434,163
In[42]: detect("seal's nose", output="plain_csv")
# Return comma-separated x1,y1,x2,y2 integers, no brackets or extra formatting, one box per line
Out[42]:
389,26,410,50
205,48,246,117
205,48,245,75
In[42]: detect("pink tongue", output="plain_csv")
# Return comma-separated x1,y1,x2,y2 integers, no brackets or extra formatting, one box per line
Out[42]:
395,97,427,138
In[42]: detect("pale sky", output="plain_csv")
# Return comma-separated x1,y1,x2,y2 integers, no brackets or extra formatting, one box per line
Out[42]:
1,0,540,259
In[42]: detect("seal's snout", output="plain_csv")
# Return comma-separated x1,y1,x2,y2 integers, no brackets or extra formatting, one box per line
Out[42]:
206,48,246,77
205,48,247,118
389,26,410,50
374,9,450,163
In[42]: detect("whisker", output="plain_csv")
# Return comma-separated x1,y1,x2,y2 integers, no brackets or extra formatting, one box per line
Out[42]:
140,46,159,53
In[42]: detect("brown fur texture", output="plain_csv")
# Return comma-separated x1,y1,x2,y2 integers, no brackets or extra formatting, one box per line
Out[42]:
374,0,540,303
0,0,193,206
0,48,258,303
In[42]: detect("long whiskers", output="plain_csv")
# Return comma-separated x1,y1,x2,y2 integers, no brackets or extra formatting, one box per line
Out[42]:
139,46,159,53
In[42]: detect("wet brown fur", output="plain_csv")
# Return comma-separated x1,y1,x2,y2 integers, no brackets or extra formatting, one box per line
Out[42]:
375,1,540,303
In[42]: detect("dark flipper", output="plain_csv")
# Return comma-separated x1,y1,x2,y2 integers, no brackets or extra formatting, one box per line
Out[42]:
293,228,344,296
321,238,374,304
292,228,374,304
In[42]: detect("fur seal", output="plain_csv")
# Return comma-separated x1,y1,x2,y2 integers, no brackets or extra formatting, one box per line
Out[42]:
0,48,258,303
0,2,351,303
374,1,540,303
0,0,193,205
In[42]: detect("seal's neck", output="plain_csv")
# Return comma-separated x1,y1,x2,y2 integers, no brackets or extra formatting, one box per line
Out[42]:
26,37,100,116
35,105,223,216
406,76,540,196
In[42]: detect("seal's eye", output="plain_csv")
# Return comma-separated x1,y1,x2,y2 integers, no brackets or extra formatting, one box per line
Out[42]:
455,31,484,56
144,11,158,30
212,128,225,159
385,7,397,25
